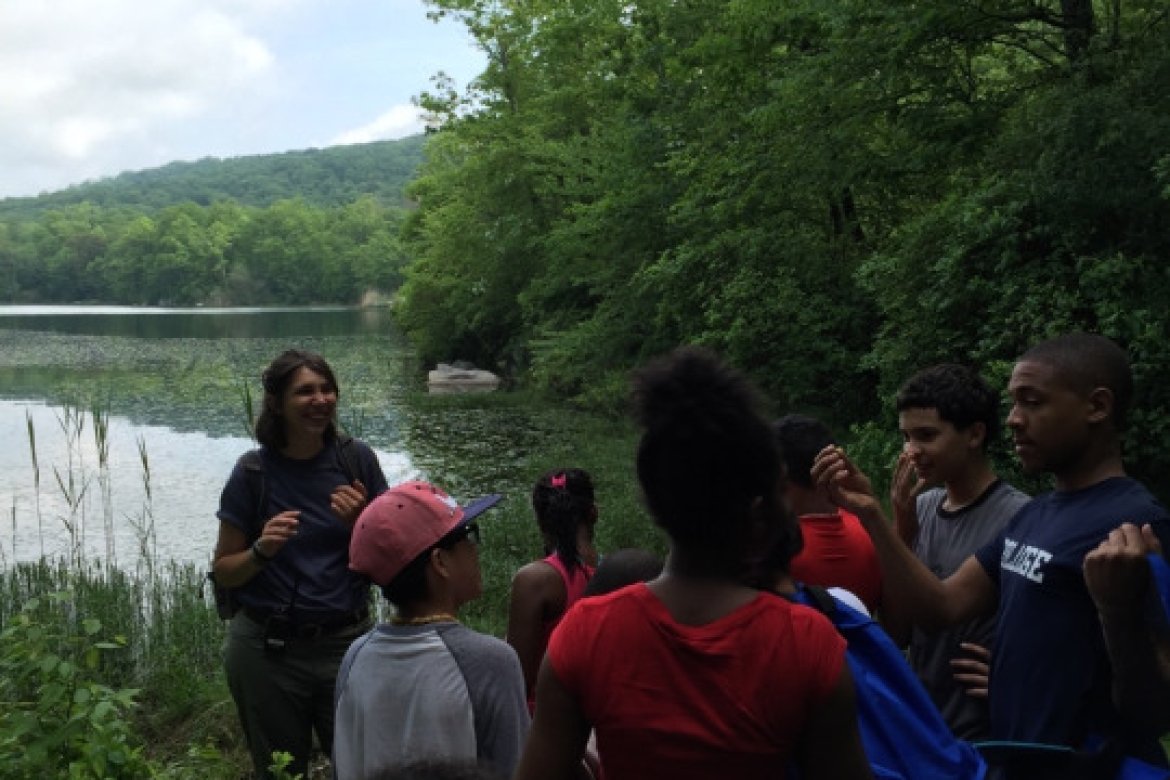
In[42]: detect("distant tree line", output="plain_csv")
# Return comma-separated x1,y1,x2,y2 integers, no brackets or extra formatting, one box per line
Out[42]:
399,0,1170,495
0,197,409,305
0,137,426,305
0,136,425,220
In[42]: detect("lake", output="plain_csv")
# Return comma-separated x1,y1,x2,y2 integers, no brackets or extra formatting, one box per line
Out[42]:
0,305,552,569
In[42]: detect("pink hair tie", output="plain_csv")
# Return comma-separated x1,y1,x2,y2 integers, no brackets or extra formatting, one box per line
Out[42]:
551,473,567,489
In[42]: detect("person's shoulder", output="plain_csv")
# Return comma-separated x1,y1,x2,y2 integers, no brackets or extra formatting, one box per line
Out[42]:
986,481,1032,518
452,623,514,652
759,590,838,631
1078,476,1165,512
340,435,379,461
510,558,563,592
1115,477,1170,516
445,625,525,671
568,582,646,621
996,479,1030,501
916,486,947,512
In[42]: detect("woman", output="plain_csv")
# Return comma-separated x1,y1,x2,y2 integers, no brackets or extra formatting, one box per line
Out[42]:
213,349,388,778
515,346,872,780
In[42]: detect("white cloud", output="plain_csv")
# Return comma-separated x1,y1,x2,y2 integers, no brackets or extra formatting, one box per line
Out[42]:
0,0,276,196
330,103,426,146
0,0,485,199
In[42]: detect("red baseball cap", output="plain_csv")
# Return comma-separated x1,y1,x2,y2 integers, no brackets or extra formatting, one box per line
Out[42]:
350,480,502,586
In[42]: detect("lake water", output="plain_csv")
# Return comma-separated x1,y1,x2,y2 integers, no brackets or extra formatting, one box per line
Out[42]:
0,305,543,569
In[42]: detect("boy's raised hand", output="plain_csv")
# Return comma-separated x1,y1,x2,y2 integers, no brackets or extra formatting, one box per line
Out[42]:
812,445,882,520
891,451,926,546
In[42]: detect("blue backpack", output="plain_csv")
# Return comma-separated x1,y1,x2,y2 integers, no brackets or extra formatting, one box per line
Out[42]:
788,584,987,780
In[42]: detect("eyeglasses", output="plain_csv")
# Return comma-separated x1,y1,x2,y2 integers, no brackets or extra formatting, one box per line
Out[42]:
462,522,481,546
438,521,481,550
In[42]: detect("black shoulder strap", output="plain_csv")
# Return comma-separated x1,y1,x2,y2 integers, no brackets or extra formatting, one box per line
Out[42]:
335,434,360,484
800,584,839,618
240,449,265,539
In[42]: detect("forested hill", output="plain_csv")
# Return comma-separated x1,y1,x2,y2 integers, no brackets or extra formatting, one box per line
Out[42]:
0,134,425,219
0,135,426,307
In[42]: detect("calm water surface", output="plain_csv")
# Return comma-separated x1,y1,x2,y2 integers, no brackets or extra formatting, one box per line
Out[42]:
0,305,540,569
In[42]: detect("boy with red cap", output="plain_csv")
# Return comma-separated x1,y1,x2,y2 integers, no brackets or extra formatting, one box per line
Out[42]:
333,480,528,780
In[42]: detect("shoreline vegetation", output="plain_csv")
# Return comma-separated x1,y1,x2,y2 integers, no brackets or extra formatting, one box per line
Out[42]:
1,395,659,778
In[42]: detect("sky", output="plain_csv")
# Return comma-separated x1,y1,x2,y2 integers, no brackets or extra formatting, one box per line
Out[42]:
0,0,486,199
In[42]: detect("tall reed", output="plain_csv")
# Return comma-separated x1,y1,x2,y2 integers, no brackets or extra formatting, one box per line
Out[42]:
93,402,115,566
128,435,158,582
51,403,91,567
25,409,44,557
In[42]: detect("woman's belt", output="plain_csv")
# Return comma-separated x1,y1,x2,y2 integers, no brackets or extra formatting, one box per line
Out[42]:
241,605,371,639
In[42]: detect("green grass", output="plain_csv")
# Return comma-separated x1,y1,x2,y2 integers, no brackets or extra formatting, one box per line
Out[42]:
407,389,665,636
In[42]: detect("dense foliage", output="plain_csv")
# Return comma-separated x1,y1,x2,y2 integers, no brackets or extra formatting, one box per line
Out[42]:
398,0,1170,495
0,137,425,306
0,196,410,306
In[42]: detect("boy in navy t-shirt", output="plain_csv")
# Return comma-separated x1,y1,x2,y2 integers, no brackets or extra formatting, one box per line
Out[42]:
813,333,1170,773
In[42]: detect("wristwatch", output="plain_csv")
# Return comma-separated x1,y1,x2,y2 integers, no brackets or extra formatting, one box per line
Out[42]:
251,539,274,565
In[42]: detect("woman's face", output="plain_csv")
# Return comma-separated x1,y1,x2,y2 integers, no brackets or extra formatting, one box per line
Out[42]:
277,366,337,441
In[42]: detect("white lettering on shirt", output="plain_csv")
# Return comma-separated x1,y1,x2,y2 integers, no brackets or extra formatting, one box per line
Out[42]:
1000,537,1053,583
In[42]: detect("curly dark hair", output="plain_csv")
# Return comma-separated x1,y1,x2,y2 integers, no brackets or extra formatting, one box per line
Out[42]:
254,349,340,450
531,468,595,570
896,363,1001,448
633,346,796,573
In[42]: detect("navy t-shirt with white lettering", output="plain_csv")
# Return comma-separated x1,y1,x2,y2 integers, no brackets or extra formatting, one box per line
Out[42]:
975,477,1170,751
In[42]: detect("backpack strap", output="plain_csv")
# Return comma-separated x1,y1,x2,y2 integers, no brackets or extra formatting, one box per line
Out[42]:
240,448,266,540
334,433,360,485
800,584,839,618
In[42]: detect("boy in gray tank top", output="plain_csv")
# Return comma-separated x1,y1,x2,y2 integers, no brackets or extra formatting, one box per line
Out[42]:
889,364,1030,740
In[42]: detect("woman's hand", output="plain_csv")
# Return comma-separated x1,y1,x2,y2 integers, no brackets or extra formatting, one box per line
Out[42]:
331,480,369,526
255,510,301,558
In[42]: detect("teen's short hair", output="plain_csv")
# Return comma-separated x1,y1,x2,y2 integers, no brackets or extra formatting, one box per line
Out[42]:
772,414,834,490
896,363,1001,448
1022,333,1133,430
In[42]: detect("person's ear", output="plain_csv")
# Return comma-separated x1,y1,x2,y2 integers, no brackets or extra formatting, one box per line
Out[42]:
966,421,987,450
1086,386,1114,426
430,547,451,580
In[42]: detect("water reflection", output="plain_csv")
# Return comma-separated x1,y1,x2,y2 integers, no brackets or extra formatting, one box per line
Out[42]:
1,398,414,569
0,305,564,570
